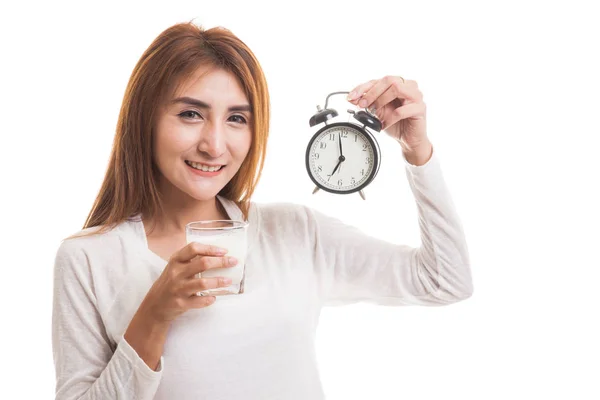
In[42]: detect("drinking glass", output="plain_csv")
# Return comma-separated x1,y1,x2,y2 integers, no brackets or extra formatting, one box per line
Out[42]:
185,220,248,296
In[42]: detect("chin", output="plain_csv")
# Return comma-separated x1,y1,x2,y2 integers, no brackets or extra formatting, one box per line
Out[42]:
185,184,226,201
162,165,238,202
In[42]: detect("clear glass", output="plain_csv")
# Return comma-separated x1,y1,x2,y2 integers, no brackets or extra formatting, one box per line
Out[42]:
185,220,249,296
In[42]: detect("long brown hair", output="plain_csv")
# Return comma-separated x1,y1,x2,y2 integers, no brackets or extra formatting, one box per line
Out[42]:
79,22,270,236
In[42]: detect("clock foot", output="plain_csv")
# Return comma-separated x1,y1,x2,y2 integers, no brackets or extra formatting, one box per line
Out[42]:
312,186,320,195
359,190,366,200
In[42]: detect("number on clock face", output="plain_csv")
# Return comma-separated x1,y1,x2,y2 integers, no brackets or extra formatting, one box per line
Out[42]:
309,125,375,191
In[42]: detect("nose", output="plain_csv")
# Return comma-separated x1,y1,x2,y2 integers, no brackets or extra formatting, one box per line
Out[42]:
197,121,226,158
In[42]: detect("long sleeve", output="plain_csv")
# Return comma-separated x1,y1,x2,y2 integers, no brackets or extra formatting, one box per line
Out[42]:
311,148,473,306
52,239,163,399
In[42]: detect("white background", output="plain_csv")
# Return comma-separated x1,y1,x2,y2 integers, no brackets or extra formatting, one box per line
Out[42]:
1,0,599,398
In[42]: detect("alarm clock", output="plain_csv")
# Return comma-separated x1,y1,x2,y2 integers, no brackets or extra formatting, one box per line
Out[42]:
306,91,383,200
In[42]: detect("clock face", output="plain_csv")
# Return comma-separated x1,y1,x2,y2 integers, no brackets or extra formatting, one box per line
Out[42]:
306,123,379,194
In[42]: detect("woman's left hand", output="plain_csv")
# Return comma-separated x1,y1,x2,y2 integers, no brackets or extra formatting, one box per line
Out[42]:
347,76,432,165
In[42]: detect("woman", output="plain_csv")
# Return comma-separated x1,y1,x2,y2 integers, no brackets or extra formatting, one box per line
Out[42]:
52,21,473,399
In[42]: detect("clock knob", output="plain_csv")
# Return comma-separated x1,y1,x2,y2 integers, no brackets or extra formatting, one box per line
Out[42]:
353,110,382,132
309,108,338,127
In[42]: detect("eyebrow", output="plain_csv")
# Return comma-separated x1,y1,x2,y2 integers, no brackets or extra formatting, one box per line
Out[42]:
170,96,252,113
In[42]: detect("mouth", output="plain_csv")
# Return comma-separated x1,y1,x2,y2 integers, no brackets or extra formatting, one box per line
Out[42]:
184,160,225,173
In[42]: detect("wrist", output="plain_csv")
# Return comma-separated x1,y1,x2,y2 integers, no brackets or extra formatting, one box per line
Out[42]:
403,140,433,166
124,307,171,371
131,300,172,338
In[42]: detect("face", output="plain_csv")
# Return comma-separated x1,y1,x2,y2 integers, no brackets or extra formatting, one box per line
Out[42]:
153,66,252,203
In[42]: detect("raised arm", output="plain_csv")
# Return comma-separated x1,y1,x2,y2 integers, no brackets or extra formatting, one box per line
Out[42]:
312,148,473,306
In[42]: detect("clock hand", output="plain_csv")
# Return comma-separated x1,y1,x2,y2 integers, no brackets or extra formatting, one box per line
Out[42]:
328,159,342,181
338,132,344,174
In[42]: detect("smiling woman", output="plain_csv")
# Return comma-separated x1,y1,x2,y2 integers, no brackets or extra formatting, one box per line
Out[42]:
51,20,473,400
81,24,270,233
152,67,254,217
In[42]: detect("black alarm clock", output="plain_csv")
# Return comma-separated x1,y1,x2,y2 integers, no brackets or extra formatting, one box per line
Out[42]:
306,91,383,200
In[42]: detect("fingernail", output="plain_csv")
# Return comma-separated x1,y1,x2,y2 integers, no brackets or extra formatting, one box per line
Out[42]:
215,247,227,255
369,106,377,114
359,99,368,108
228,257,238,266
347,91,357,100
223,277,232,285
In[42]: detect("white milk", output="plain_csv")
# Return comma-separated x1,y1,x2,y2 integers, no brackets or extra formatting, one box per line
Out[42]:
186,229,247,294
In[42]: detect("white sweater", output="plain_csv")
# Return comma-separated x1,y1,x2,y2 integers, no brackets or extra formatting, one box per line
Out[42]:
52,149,473,400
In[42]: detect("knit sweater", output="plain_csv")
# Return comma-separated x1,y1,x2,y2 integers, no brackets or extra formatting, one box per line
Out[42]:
52,149,473,399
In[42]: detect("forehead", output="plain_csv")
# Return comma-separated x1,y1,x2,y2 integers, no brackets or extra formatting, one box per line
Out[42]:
172,66,248,104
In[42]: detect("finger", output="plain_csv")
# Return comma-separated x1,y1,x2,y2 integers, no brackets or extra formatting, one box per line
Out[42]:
380,102,426,130
360,76,419,111
171,241,228,264
183,276,232,296
185,254,238,277
369,85,406,115
188,295,217,308
346,79,377,103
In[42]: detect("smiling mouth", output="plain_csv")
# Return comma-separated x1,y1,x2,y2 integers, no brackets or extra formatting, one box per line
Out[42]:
185,160,225,172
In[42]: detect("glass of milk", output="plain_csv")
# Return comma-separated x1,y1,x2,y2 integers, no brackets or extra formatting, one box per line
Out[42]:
185,220,248,296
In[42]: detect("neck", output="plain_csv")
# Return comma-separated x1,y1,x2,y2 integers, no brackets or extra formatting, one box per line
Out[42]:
143,184,229,237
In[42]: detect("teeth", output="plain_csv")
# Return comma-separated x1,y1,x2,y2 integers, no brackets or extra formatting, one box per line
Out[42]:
187,161,222,172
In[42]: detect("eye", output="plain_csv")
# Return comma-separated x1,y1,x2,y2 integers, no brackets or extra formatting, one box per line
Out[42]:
178,110,202,120
228,114,248,124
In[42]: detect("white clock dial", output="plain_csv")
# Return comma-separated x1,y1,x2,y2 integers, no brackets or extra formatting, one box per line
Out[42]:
308,125,375,192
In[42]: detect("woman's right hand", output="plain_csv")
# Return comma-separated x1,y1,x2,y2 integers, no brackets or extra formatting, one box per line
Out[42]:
124,242,236,370
140,242,237,323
